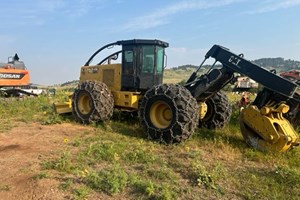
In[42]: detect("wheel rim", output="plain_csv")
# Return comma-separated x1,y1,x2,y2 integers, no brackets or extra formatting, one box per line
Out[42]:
202,100,214,122
78,92,92,115
150,101,172,129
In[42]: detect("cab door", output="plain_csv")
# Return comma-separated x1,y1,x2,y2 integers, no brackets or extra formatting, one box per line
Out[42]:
121,45,138,91
139,45,164,90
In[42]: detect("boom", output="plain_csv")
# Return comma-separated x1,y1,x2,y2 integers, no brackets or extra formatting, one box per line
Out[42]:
185,45,298,101
185,44,299,152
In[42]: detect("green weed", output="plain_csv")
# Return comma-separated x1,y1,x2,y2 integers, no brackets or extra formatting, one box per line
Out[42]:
0,184,10,191
190,161,218,190
59,178,73,191
85,164,128,195
79,142,124,164
32,172,49,180
42,113,64,125
73,186,90,200
42,151,76,173
124,147,156,164
130,178,178,200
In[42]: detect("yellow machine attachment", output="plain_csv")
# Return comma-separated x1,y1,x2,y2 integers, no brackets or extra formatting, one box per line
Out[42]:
240,102,299,152
53,94,72,114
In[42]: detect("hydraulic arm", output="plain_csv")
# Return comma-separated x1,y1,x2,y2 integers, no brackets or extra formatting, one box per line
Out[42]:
185,45,299,151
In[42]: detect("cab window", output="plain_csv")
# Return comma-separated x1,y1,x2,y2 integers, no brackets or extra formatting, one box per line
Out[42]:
142,46,155,73
156,47,164,74
123,50,133,75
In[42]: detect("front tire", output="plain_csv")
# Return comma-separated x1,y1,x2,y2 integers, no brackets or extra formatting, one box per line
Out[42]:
139,84,199,144
72,80,114,124
199,91,232,129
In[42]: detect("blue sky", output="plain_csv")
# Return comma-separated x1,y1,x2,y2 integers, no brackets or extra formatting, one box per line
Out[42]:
0,0,300,85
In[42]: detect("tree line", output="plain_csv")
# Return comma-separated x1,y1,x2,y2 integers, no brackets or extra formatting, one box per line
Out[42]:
174,58,300,71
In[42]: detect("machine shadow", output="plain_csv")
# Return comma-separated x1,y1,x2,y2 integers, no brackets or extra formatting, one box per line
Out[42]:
109,111,148,140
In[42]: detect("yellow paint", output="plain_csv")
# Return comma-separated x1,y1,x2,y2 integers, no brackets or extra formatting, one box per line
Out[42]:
198,102,207,120
80,64,121,91
149,101,172,129
240,104,299,152
53,99,72,114
77,92,91,114
113,91,141,109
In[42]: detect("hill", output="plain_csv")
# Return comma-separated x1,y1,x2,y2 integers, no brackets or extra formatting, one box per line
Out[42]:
174,58,300,71
253,57,300,71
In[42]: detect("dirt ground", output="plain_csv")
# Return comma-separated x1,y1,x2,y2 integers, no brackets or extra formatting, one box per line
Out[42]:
0,122,91,200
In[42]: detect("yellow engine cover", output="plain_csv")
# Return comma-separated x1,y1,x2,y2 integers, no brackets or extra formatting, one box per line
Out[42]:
240,104,299,152
79,64,122,92
79,63,141,110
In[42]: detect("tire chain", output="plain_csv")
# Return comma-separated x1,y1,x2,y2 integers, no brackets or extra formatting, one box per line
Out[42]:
72,80,114,124
139,83,199,144
199,91,232,129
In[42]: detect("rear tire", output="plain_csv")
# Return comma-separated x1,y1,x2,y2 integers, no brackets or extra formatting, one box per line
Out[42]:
199,91,232,129
72,80,114,124
139,84,199,144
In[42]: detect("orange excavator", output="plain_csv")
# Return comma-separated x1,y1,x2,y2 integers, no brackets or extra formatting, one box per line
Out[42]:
0,54,35,96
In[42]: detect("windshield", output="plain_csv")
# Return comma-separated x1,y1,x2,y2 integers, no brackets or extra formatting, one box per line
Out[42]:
141,45,164,74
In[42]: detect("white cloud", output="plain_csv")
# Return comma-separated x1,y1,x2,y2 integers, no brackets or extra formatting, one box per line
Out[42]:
121,0,245,31
245,0,300,14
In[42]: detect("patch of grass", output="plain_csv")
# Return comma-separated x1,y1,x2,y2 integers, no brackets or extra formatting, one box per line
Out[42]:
3,89,292,199
0,184,10,191
130,177,178,200
41,151,76,173
32,172,49,180
0,95,71,130
273,165,300,186
124,146,156,164
41,113,65,125
85,164,128,196
190,161,218,190
243,149,267,162
79,142,125,164
59,178,73,191
146,165,178,181
0,119,14,133
73,186,91,200
231,164,300,200
71,138,82,147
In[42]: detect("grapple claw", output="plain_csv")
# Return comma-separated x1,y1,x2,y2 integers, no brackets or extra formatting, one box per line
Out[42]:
239,104,299,152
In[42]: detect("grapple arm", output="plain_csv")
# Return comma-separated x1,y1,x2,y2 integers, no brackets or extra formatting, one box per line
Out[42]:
188,45,300,151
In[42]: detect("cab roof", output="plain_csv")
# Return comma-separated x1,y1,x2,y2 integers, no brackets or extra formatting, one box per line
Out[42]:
116,39,169,48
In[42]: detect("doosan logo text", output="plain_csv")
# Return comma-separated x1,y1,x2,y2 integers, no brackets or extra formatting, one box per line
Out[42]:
0,73,22,79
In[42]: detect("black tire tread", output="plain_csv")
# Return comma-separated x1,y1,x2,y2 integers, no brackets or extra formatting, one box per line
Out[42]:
72,80,114,124
199,91,232,129
139,84,199,144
